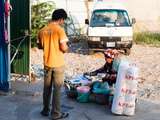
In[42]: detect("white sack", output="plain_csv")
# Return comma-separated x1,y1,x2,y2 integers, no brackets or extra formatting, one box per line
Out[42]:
111,60,138,116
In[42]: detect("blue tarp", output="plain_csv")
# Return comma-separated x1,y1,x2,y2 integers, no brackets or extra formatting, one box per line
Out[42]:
0,0,5,45
0,0,9,91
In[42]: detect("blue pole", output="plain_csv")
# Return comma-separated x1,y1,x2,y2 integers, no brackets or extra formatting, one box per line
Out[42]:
0,0,9,92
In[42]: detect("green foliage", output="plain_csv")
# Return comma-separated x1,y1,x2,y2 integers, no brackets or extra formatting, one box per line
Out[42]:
31,1,56,47
134,32,160,47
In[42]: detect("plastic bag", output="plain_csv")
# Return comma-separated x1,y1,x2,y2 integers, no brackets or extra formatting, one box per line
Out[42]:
112,57,121,72
92,81,110,94
111,60,138,116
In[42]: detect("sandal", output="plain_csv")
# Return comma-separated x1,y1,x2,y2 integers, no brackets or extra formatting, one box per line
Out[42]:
52,112,69,120
40,110,49,116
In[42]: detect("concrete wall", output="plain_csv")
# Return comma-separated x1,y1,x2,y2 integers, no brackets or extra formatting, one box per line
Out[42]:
125,0,160,21
125,0,160,32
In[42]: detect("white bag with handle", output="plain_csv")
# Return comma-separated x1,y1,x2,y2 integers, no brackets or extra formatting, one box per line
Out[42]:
111,60,138,116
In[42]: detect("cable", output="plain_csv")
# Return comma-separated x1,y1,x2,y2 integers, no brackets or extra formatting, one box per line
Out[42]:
11,35,31,42
10,35,29,64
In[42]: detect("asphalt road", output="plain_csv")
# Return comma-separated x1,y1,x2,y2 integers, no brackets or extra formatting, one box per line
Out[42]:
0,80,160,120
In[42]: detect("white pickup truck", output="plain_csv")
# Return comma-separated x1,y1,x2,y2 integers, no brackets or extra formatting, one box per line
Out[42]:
85,0,135,55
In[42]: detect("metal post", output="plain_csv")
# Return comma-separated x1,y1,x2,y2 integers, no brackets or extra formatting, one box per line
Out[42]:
29,0,31,82
8,0,11,89
66,0,68,13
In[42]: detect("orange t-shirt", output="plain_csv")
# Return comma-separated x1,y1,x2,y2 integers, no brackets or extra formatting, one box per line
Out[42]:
38,23,68,68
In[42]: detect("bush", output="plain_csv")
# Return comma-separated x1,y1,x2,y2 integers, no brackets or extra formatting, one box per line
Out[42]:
31,1,56,47
134,32,160,47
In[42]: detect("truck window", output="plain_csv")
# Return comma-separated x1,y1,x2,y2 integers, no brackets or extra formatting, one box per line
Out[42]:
90,9,131,27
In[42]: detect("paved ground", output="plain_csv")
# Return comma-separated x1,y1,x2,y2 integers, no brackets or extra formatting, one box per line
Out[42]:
0,80,160,120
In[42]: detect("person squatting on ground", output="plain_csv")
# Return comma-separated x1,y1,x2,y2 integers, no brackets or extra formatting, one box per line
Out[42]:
84,49,119,87
83,49,120,106
38,9,69,120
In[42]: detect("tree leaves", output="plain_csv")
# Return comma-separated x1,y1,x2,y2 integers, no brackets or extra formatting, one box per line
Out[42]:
31,1,56,47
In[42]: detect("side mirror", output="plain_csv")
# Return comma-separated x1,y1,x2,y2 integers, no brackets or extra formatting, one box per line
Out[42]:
85,19,89,24
132,18,136,24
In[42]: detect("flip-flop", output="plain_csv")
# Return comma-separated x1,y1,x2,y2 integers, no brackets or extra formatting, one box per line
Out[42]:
40,110,49,116
52,112,69,120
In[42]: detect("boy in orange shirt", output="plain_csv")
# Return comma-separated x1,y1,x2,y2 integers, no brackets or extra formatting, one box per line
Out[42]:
38,9,69,120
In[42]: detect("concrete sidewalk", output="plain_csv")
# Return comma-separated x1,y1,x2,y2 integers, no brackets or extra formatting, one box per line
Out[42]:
0,80,160,120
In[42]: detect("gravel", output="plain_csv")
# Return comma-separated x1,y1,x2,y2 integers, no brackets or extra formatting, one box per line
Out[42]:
29,42,160,103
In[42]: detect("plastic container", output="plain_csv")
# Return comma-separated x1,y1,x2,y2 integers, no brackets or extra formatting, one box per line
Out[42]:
64,83,78,98
77,86,90,93
77,86,90,103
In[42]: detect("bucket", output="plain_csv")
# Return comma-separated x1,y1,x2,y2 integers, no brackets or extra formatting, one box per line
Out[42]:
76,86,90,103
77,86,90,93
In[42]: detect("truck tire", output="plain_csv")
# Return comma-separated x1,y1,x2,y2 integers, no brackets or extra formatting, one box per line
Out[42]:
88,49,95,55
124,48,131,55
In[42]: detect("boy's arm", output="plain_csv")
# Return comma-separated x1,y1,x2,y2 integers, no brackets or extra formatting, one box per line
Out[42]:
84,64,106,76
93,65,106,73
59,27,69,53
60,41,68,53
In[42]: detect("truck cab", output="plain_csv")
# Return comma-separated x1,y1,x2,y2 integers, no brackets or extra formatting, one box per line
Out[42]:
85,1,135,55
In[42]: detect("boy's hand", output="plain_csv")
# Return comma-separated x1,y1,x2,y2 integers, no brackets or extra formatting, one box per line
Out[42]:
109,74,116,80
84,72,97,76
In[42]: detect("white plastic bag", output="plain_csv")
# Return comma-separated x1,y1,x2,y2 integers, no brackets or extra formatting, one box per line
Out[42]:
111,60,138,116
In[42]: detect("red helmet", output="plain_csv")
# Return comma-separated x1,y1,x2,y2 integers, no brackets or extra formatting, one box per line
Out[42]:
104,49,119,59
104,49,114,59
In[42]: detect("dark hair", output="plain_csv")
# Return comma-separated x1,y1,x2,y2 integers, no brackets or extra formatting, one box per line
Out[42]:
52,9,67,21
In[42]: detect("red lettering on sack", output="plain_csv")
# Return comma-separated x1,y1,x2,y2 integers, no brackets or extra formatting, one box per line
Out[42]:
121,88,137,95
125,75,134,80
118,102,134,108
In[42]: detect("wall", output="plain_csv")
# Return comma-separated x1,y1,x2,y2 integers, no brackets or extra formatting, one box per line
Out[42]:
10,0,30,74
125,0,160,32
31,0,160,32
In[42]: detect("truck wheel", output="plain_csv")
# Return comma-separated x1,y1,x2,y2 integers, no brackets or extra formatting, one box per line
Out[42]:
88,50,94,55
124,48,131,55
